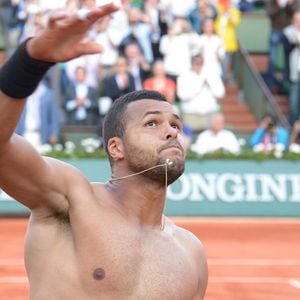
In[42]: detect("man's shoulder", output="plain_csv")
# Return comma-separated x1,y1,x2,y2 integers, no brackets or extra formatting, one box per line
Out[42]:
169,219,205,253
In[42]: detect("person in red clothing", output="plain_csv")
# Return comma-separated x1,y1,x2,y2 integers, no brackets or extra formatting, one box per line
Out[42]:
143,59,176,104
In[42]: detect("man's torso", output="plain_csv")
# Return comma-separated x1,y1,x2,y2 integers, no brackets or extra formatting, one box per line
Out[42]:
25,185,200,299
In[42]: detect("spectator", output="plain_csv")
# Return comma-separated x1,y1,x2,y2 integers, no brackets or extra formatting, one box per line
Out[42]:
283,10,300,126
237,0,255,13
0,0,22,52
64,53,102,90
177,54,225,132
0,0,12,41
188,0,217,33
124,42,151,90
144,0,168,60
143,59,176,103
19,1,46,42
214,0,241,84
159,18,200,80
250,114,289,157
159,0,196,23
190,112,240,155
196,17,225,77
15,78,61,148
93,15,123,76
263,0,297,93
289,119,300,153
103,56,135,102
119,7,154,63
64,66,100,125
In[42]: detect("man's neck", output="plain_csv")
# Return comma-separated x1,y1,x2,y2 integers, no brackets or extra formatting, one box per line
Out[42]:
105,178,167,230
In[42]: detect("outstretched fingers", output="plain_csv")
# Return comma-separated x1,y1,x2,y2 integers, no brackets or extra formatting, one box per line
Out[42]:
27,2,120,62
84,2,120,23
48,11,71,28
76,39,103,56
47,3,119,31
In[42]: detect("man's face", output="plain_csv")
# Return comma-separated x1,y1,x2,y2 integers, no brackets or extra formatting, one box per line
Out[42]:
121,100,186,185
75,67,86,83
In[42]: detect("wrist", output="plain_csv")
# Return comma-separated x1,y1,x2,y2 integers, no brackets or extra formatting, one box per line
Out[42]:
0,39,55,99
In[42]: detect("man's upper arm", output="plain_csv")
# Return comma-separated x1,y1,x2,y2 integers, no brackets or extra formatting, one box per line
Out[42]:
0,134,89,212
196,239,208,299
188,233,208,300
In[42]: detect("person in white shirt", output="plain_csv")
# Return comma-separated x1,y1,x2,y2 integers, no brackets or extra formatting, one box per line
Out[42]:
191,112,240,155
94,15,123,75
159,18,200,79
160,0,196,23
196,17,225,77
177,53,225,131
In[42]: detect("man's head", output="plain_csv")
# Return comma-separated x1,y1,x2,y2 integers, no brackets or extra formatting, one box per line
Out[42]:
202,18,215,35
210,113,225,134
191,54,204,73
152,60,166,78
75,66,87,83
103,90,185,185
261,114,276,133
127,7,142,25
114,56,128,74
124,43,143,61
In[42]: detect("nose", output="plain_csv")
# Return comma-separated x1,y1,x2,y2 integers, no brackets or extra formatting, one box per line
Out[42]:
165,124,178,140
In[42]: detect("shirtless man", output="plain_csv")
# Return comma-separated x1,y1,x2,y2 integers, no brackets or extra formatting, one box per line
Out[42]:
0,3,208,299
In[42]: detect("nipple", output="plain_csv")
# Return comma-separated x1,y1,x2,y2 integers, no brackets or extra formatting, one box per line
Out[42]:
93,268,106,281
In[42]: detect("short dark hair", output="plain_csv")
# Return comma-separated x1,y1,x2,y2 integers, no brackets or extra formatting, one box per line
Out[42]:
103,90,167,158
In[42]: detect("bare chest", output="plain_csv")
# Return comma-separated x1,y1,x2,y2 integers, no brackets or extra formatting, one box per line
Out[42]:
73,224,198,299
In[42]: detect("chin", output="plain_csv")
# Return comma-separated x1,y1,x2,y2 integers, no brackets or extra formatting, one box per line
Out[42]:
150,157,185,185
165,158,185,185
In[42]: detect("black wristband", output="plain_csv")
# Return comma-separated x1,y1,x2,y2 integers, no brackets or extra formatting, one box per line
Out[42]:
0,39,55,99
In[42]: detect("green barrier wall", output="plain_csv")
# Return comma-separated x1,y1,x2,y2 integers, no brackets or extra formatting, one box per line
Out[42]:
1,159,300,216
236,13,270,53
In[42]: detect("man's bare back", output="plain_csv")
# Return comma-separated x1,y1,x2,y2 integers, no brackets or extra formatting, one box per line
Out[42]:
0,3,208,299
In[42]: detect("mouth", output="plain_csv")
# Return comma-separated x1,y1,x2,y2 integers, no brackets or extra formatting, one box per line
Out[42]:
160,143,184,155
164,146,182,153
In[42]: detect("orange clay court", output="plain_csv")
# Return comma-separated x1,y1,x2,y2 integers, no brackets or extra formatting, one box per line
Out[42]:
0,217,300,300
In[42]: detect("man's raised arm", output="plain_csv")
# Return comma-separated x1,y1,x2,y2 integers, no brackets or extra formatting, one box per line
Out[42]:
0,3,119,211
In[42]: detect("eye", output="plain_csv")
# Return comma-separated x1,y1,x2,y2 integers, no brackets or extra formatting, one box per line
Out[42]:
171,123,182,131
146,120,157,127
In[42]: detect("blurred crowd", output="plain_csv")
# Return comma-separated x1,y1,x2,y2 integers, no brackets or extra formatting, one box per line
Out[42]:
0,0,300,158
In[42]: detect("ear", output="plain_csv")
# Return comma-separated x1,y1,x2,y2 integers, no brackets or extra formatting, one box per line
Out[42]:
107,137,124,161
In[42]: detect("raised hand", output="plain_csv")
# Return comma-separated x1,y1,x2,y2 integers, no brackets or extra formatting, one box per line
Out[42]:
27,3,119,63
